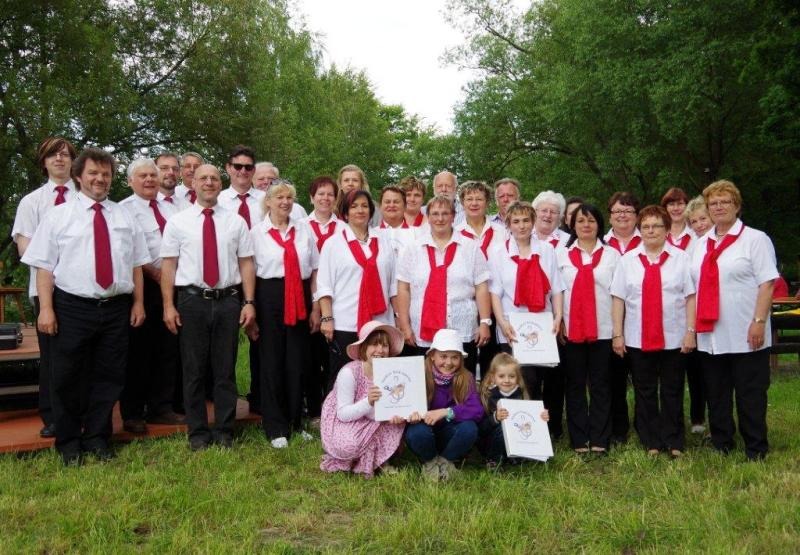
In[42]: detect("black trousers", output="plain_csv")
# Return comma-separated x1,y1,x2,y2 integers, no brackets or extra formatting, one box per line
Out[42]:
498,343,562,436
256,277,310,439
177,290,240,443
685,350,706,424
50,289,131,455
120,278,179,420
306,331,329,415
700,350,770,459
628,348,685,451
32,296,53,426
609,350,632,439
247,336,260,412
327,330,359,391
562,340,612,449
477,321,500,379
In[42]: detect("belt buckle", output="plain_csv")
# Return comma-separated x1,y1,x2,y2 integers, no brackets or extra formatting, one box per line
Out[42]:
201,288,218,300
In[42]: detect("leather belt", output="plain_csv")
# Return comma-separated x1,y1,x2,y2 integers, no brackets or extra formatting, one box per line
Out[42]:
178,285,240,300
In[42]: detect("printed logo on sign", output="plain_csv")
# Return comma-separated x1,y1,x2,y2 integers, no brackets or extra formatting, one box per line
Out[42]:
511,411,538,442
517,321,542,348
381,371,411,404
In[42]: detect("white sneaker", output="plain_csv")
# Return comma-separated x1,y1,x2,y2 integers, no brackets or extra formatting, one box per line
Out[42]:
299,430,314,441
271,437,288,449
691,424,706,434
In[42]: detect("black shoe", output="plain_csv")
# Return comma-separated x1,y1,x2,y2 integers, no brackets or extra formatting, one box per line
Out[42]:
123,419,148,434
146,411,185,425
60,450,83,467
189,439,210,452
86,446,115,462
40,424,56,438
610,435,627,447
212,435,233,449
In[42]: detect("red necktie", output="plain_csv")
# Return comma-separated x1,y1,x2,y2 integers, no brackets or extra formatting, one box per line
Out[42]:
163,195,174,204
188,190,197,204
508,240,550,312
639,252,669,351
237,194,252,229
149,199,167,234
419,242,458,341
567,247,604,342
309,220,336,251
412,212,424,227
607,235,641,254
268,227,307,325
54,186,68,205
344,233,387,330
460,228,493,259
667,234,691,251
202,208,220,287
696,227,744,332
92,203,113,289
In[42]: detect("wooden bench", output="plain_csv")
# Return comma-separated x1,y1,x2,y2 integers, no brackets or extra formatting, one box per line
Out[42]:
770,297,800,370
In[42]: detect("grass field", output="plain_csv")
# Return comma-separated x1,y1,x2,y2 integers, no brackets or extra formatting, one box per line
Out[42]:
1,345,799,553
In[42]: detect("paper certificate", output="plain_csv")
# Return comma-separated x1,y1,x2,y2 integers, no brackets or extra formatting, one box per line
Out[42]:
372,356,427,422
499,399,553,462
508,312,560,366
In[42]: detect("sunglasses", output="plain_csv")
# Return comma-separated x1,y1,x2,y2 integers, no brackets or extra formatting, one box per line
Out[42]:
230,163,255,172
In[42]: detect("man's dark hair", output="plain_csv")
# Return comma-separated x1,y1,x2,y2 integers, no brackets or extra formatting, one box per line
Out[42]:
71,147,116,181
227,144,256,164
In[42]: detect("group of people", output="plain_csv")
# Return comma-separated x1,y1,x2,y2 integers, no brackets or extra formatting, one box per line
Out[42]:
12,136,779,471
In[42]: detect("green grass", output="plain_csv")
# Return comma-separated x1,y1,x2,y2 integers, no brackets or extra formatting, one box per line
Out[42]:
1,346,799,553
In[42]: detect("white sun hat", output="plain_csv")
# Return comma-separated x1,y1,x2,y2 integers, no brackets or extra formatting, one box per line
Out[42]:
426,328,468,356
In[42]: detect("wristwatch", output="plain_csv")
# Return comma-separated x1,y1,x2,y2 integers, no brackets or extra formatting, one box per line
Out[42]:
242,300,255,306
753,317,766,324
479,318,492,326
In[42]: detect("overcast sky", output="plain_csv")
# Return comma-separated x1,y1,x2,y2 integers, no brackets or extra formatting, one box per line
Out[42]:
295,0,527,134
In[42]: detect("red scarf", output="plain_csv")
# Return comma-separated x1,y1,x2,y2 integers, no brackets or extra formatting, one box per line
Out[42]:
696,226,744,333
460,227,494,259
607,234,641,254
549,238,559,248
639,252,669,351
508,241,550,312
309,219,336,251
667,233,691,250
420,242,458,341
567,247,603,342
268,227,307,325
344,232,387,331
380,219,409,229
411,212,424,227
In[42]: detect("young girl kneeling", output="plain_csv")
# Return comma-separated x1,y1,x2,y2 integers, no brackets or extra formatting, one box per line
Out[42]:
479,353,548,469
320,321,407,477
404,329,484,482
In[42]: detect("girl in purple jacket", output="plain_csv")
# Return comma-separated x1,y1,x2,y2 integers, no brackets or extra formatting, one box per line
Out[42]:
404,329,484,482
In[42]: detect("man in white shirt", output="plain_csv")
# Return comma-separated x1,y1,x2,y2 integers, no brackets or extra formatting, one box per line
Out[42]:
22,147,150,465
119,159,183,434
155,152,188,210
12,136,77,439
253,162,308,220
174,151,204,205
160,164,256,451
431,171,465,225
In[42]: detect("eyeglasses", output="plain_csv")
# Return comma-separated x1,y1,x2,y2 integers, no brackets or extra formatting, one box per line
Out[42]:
610,208,636,215
536,208,560,216
230,163,255,172
640,224,665,231
707,199,734,208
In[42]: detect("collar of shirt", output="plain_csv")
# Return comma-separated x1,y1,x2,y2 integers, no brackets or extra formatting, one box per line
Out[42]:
672,224,694,240
708,218,743,240
421,229,467,249
341,224,377,243
604,228,642,241
569,238,603,255
188,201,223,218
221,186,263,201
76,190,112,211
157,191,175,202
455,219,494,238
308,211,338,225
48,179,74,193
131,193,158,209
262,217,297,236
629,242,678,260
505,234,547,257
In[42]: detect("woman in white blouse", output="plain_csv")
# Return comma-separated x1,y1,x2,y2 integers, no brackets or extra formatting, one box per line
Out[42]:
488,201,565,402
532,190,571,247
661,187,695,252
317,190,397,387
556,203,620,454
610,205,696,457
251,181,318,448
396,195,492,375
690,180,778,461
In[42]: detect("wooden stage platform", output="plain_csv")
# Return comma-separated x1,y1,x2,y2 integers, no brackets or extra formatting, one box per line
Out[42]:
0,400,261,454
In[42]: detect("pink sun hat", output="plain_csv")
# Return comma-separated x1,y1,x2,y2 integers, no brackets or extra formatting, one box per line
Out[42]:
346,320,405,361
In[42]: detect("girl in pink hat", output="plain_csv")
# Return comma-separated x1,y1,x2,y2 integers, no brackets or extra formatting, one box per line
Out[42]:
319,320,407,477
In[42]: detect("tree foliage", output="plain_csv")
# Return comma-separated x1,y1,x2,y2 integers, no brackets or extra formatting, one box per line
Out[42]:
445,0,800,265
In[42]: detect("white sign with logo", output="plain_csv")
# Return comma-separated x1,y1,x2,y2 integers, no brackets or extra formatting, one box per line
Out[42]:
373,356,428,421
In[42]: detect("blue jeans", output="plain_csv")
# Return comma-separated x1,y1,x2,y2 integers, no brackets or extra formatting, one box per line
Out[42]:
405,420,479,462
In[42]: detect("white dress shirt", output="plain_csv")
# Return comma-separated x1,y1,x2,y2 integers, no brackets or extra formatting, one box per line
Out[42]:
488,236,566,343
610,243,695,350
690,219,779,354
303,211,340,253
218,186,266,229
454,219,505,260
22,191,151,298
315,226,397,332
157,190,191,212
603,228,643,254
397,232,490,346
174,184,196,206
535,228,571,248
667,224,696,252
251,217,318,279
374,225,419,259
12,180,77,297
119,194,179,269
556,240,620,341
160,203,254,288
